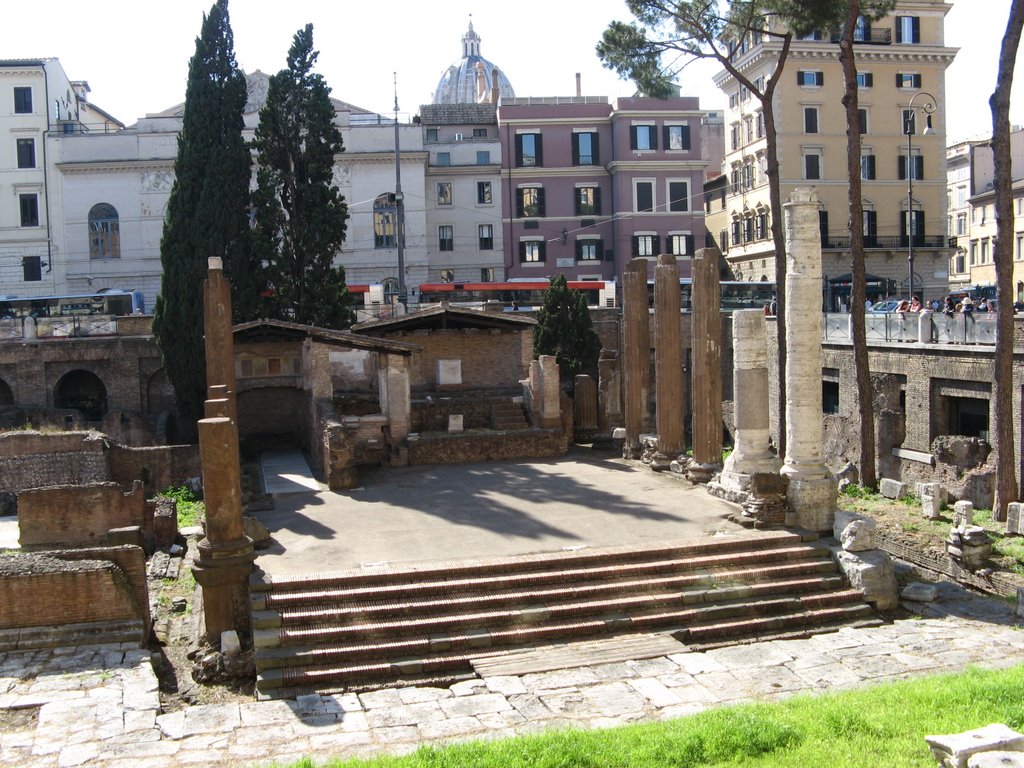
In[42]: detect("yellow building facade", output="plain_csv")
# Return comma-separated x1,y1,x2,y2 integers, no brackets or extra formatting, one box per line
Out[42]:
712,2,958,307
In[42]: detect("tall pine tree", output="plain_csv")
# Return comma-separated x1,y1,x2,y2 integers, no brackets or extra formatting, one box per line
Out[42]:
533,275,602,382
250,24,354,329
153,0,251,430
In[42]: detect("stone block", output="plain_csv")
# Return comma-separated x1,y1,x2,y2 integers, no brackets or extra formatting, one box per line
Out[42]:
917,482,948,506
833,510,866,540
925,724,1024,768
840,517,876,552
436,359,462,387
923,494,942,520
1006,503,1024,535
836,549,898,610
447,415,464,433
221,630,241,656
953,500,974,530
243,516,271,546
107,526,145,549
879,478,907,500
968,752,1024,768
900,582,939,602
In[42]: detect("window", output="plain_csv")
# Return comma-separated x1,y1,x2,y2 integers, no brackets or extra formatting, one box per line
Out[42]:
956,213,967,235
573,131,599,165
22,255,41,282
373,193,397,248
440,269,456,283
438,225,454,251
804,151,821,180
515,133,542,167
853,15,872,42
745,117,754,143
575,186,601,216
803,107,818,134
856,72,874,88
896,15,920,44
481,267,494,282
630,124,657,151
667,234,692,256
14,87,32,114
477,181,492,205
730,123,740,150
731,220,742,246
436,152,451,166
520,240,545,263
665,124,691,150
668,181,688,212
901,210,926,245
797,70,824,86
476,150,491,165
897,73,922,89
982,239,990,262
516,187,545,217
478,224,493,250
860,153,876,180
898,154,924,180
19,194,39,227
16,138,35,169
756,111,764,138
863,210,878,246
88,203,120,259
632,235,657,257
970,240,978,265
426,128,438,141
635,181,654,212
576,239,602,261
743,217,754,243
436,182,452,206
473,127,487,138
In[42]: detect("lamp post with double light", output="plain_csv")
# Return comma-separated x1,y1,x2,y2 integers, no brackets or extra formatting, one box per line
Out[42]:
904,90,936,301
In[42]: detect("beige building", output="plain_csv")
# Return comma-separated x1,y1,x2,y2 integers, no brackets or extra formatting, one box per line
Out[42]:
712,1,958,307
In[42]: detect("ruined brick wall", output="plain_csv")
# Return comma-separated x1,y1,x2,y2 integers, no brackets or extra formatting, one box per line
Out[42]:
50,545,150,629
107,443,200,494
384,329,531,391
236,386,307,446
17,482,145,548
0,431,111,491
0,551,146,630
408,429,567,465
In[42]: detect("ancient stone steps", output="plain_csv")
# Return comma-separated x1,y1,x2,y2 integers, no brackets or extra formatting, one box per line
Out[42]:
490,402,528,430
251,533,874,693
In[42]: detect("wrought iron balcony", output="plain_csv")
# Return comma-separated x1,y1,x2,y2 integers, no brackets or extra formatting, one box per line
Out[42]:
820,234,950,250
829,29,892,45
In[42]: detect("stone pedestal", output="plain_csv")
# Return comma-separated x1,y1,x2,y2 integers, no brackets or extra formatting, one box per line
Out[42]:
688,247,723,483
720,309,781,492
652,254,685,469
779,189,836,531
621,259,650,459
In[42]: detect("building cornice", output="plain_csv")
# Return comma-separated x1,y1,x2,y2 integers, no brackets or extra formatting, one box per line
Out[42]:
57,160,174,175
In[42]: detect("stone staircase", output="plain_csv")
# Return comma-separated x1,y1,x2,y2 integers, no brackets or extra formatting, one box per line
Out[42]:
490,400,529,430
250,530,875,696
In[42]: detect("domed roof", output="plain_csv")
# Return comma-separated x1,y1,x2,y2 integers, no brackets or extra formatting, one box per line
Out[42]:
431,20,515,105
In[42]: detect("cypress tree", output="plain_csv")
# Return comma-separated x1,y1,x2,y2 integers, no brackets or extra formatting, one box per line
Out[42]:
152,0,251,430
533,275,602,382
250,24,354,329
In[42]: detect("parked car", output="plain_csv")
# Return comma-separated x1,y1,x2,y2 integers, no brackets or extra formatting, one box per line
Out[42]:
867,300,901,313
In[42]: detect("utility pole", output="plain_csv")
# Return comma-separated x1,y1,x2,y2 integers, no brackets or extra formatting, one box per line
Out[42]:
393,73,407,309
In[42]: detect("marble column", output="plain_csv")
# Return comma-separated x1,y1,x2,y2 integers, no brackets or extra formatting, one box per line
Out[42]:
652,254,685,469
689,247,723,483
621,259,650,459
780,188,837,531
720,309,781,491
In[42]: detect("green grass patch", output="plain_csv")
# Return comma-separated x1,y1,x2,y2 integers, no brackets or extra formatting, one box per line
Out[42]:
158,485,205,528
274,666,1024,768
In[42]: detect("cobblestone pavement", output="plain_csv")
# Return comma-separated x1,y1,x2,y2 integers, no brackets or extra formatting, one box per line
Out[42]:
2,588,1023,768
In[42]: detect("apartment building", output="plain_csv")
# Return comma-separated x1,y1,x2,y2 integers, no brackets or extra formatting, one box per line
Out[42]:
498,95,712,282
713,1,958,306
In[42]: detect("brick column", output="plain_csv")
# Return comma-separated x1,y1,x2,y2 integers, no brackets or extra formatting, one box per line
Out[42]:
621,259,650,459
780,189,836,531
689,247,723,483
653,254,685,468
720,309,781,491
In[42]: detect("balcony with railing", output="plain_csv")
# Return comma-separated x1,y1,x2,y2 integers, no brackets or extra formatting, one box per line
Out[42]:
820,234,953,250
829,28,892,45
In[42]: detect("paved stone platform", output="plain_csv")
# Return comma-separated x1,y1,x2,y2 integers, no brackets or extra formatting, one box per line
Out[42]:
2,585,1023,768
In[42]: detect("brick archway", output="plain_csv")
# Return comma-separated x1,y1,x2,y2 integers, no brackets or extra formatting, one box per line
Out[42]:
0,377,12,406
54,369,108,421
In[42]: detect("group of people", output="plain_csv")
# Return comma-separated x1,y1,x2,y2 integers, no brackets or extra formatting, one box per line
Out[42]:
896,296,997,315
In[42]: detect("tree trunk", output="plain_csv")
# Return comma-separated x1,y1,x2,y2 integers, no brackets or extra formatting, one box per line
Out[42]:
989,0,1024,521
762,32,793,459
839,1,877,489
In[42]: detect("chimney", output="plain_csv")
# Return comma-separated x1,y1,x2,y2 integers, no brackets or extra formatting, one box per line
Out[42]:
576,73,581,97
491,67,501,104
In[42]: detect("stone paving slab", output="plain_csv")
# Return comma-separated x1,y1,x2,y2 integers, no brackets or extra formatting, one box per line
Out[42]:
2,599,1024,767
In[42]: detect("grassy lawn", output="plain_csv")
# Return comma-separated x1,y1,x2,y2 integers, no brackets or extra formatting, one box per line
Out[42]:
275,665,1024,768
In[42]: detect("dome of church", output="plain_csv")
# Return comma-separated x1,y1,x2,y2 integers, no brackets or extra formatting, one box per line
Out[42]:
431,20,515,104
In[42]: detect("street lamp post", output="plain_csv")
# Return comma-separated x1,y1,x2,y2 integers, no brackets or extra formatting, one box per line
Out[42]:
393,73,407,309
904,91,936,301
